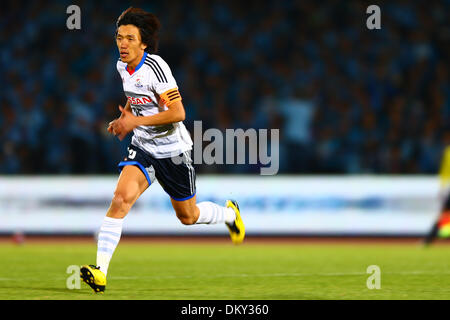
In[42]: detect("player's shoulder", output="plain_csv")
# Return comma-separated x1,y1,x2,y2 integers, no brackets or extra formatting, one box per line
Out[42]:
144,54,172,72
145,54,170,66
143,53,173,83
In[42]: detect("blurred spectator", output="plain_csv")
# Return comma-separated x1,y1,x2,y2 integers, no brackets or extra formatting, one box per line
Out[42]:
0,0,449,174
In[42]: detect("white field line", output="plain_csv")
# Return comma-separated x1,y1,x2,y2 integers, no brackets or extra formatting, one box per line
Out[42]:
0,270,447,282
110,270,450,280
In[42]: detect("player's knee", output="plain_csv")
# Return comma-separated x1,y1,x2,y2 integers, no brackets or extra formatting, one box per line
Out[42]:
176,210,196,225
110,191,134,214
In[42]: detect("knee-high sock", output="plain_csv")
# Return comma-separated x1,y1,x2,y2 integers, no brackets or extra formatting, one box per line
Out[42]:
195,201,236,224
96,216,123,276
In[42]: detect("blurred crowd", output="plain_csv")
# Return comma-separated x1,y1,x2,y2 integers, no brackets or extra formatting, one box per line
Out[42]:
1,0,449,174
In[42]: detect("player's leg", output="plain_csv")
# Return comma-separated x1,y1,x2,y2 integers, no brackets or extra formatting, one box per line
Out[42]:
170,195,200,225
81,165,149,293
106,165,149,219
170,194,245,244
97,165,149,274
423,222,440,246
171,195,231,225
154,151,245,244
423,192,450,246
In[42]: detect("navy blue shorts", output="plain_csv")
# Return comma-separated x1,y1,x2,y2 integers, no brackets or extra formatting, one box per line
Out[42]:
118,144,196,201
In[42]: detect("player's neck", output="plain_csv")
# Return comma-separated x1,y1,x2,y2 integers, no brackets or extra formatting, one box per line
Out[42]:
127,51,145,70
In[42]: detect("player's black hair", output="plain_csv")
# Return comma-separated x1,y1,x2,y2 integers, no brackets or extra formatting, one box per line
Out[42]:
116,7,161,54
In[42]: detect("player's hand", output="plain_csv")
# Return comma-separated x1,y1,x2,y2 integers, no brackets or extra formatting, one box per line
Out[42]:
107,119,125,140
107,120,116,134
109,119,127,141
112,105,138,141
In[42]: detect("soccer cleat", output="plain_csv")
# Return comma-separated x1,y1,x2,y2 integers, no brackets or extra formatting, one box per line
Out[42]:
226,200,245,245
438,224,450,238
80,265,106,293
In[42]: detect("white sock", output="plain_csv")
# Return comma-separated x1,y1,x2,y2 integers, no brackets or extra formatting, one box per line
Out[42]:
96,216,124,276
196,201,236,225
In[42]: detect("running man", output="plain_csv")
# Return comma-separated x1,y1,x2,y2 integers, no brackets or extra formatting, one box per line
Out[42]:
80,7,245,293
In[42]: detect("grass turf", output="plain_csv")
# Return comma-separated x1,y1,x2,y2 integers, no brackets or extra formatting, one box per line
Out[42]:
0,241,450,300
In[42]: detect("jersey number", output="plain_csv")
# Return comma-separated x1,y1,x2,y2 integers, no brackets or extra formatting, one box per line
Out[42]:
128,148,137,160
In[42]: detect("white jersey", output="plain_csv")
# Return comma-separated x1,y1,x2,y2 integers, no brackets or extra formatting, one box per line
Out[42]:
116,52,192,159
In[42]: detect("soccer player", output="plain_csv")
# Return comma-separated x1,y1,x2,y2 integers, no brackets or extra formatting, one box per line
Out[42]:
423,146,450,246
423,194,450,245
80,7,245,293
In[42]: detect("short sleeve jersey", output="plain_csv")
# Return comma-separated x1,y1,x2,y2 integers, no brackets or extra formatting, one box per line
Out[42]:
116,52,192,158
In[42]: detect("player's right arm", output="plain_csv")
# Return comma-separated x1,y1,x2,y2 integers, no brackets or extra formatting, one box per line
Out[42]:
107,100,130,134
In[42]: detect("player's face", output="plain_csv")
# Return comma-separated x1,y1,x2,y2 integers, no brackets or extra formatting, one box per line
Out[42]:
116,24,147,68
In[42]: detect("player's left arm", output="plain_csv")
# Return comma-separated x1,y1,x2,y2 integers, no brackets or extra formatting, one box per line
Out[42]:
120,98,185,128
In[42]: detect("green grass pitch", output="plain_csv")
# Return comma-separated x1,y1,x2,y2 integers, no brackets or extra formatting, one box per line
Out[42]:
1,240,450,300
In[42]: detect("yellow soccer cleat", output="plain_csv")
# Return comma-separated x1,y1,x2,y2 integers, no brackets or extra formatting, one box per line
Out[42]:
226,200,245,245
438,224,450,238
80,265,106,293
